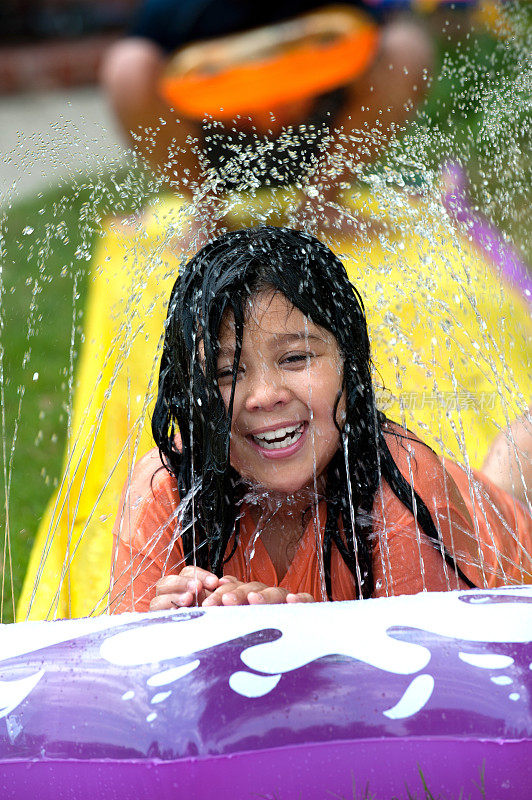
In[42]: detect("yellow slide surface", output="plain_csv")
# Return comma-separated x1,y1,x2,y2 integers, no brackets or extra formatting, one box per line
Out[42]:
17,187,531,620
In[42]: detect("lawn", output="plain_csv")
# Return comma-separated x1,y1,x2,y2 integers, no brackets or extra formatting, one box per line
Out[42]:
1,3,531,622
0,169,157,621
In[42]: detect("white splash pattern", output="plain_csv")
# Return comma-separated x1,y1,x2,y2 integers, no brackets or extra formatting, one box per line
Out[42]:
0,671,44,720
383,674,435,720
459,653,515,669
99,589,531,710
1,589,531,722
151,691,172,704
147,660,200,687
229,671,282,697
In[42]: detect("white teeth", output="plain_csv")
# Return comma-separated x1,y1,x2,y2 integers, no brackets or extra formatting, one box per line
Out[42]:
252,423,304,450
255,424,300,442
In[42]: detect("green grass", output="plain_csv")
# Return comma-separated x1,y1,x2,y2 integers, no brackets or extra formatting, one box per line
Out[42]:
255,763,486,799
0,167,157,621
1,5,531,622
391,2,532,259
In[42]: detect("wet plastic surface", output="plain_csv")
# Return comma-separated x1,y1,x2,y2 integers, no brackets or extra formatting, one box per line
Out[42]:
2,588,532,798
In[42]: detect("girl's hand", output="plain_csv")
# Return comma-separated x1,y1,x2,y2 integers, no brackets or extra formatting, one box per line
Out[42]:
202,578,315,606
149,566,221,610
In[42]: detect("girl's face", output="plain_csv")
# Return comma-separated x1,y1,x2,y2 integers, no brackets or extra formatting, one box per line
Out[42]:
215,290,346,494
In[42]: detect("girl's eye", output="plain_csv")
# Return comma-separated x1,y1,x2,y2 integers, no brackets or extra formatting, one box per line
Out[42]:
217,366,243,383
281,352,313,366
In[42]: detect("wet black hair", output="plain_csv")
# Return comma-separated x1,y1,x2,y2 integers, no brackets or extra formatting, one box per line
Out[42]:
152,226,475,598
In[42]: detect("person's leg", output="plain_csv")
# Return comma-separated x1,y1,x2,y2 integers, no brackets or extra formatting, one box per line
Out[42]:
481,407,532,507
100,37,204,196
334,16,434,165
296,17,434,231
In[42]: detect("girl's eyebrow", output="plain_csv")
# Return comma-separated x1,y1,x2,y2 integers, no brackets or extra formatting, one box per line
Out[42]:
217,345,237,359
270,332,324,347
217,331,323,359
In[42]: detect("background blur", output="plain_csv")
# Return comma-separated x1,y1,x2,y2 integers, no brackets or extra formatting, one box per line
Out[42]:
0,1,530,621
0,0,138,202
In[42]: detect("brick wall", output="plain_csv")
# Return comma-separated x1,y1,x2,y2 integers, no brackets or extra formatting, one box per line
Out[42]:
0,0,138,93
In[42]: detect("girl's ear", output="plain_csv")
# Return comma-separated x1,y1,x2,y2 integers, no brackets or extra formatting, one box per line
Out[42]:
333,388,346,429
338,403,347,425
197,338,206,372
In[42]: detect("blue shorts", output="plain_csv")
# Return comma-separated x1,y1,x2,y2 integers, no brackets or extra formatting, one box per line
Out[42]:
129,0,385,54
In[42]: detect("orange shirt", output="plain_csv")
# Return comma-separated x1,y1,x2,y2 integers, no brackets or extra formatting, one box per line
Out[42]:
109,428,531,613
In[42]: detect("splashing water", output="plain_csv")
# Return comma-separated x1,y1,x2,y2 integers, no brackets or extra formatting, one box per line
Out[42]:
1,3,531,622
304,315,328,602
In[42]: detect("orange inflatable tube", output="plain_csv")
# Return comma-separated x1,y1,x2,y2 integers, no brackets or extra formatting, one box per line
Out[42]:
159,5,379,121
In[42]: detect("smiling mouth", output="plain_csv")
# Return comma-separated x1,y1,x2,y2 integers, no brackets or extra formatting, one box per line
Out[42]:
250,423,305,450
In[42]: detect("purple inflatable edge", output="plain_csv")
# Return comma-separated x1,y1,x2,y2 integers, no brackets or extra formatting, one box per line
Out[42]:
2,737,531,800
442,161,532,308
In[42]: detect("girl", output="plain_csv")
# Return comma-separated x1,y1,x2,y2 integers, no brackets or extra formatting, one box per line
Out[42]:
109,226,531,613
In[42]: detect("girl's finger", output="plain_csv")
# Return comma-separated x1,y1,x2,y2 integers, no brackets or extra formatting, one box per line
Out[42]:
201,590,226,607
218,575,239,585
186,575,219,593
221,582,267,605
150,591,193,610
286,593,315,603
155,575,198,596
220,582,279,606
201,582,242,606
248,588,288,605
180,565,219,589
203,581,262,606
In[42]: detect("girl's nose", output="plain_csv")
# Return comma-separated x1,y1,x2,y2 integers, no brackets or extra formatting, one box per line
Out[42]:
244,372,291,412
